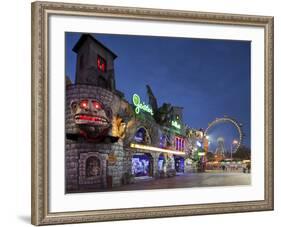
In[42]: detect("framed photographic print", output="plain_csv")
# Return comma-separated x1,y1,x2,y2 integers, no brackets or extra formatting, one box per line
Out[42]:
31,1,274,225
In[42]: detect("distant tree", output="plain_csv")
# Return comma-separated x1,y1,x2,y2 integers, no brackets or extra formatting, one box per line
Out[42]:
233,145,251,160
66,75,72,86
154,103,173,125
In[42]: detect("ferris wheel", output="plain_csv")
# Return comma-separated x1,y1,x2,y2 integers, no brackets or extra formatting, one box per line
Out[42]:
204,116,244,154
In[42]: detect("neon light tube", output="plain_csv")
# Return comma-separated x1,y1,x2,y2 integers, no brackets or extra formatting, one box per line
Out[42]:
130,143,185,155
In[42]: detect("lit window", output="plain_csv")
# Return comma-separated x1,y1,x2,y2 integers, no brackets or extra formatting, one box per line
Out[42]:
180,138,182,151
175,137,185,151
97,55,107,72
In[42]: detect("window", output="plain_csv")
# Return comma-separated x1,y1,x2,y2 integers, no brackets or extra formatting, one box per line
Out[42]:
97,55,107,72
86,156,101,177
175,137,179,150
175,137,185,151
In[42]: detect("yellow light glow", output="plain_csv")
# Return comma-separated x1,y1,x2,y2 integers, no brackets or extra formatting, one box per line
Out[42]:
130,143,185,156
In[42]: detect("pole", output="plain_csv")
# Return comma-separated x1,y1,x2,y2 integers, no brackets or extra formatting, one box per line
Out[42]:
230,143,232,160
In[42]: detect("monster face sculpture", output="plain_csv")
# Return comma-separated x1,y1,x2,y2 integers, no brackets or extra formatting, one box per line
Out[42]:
71,99,112,141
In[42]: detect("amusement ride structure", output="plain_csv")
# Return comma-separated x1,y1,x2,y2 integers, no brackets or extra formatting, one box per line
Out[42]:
204,116,244,158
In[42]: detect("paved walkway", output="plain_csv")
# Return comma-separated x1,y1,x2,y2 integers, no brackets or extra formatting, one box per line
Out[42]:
109,172,251,192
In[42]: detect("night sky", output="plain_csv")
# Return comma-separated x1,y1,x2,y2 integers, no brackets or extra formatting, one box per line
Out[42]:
65,32,251,148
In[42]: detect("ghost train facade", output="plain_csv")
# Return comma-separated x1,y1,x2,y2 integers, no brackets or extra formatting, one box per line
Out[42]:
65,34,191,193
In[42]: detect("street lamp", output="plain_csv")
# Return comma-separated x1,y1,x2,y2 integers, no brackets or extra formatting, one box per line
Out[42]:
230,139,239,160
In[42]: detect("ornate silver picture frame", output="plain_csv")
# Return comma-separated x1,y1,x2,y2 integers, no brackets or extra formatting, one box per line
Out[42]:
31,1,274,225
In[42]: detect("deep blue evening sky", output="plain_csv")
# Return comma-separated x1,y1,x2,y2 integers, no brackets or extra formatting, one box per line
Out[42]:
65,32,251,148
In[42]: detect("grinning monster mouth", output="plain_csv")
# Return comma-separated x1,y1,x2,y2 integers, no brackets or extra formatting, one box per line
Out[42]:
74,114,109,125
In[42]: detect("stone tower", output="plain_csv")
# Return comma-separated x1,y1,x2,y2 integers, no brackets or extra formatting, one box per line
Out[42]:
73,34,117,91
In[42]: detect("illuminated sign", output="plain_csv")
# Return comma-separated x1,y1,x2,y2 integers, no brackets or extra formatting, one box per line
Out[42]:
171,120,181,129
132,94,153,115
130,143,185,156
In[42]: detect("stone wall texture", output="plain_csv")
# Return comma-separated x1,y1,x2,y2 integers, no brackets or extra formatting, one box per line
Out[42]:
66,84,124,135
65,84,188,193
65,140,132,192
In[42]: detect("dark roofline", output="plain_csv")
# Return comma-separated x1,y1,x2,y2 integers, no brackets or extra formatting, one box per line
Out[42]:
172,106,184,110
72,34,117,59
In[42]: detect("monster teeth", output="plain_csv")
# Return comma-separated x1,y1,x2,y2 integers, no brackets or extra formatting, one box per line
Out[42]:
75,115,108,124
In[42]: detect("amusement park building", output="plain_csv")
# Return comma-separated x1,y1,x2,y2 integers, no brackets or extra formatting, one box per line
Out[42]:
65,34,203,193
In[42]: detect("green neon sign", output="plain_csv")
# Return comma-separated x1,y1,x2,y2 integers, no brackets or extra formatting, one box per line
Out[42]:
171,120,181,129
132,94,153,116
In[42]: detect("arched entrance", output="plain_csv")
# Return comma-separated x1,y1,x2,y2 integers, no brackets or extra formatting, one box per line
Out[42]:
174,155,184,173
132,153,153,177
86,156,101,177
134,127,151,144
78,155,103,190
